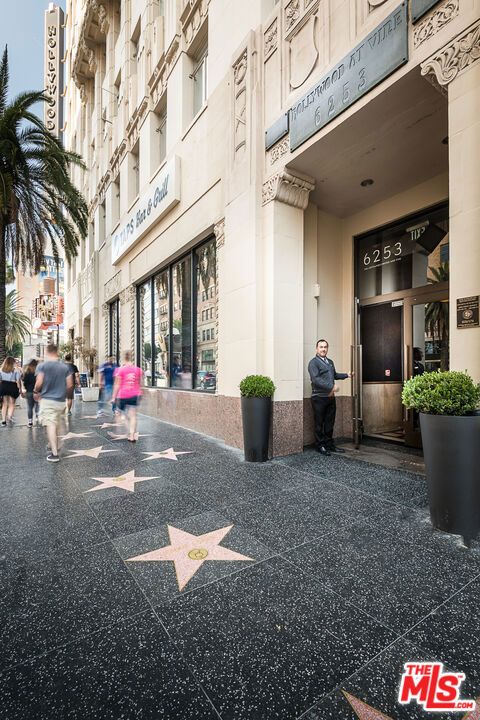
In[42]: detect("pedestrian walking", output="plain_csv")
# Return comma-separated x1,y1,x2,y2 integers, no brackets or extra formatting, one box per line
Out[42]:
97,355,118,417
64,353,80,415
34,344,73,462
0,356,22,426
22,358,39,427
308,339,353,456
111,351,143,442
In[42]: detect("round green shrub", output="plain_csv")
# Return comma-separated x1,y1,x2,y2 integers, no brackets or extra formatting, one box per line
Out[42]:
239,375,276,398
402,370,480,416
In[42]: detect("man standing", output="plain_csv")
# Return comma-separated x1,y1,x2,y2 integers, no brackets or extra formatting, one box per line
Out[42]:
64,353,80,415
308,339,353,456
97,355,118,417
34,345,73,462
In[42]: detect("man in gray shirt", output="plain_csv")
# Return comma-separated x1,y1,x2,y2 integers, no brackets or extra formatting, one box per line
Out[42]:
308,339,353,456
34,344,73,462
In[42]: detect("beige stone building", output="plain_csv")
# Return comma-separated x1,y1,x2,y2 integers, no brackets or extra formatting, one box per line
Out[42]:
64,0,480,454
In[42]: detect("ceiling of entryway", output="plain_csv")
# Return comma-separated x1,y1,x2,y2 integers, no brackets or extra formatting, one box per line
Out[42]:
288,68,448,217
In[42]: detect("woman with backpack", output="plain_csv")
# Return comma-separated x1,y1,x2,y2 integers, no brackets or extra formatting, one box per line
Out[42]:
0,356,22,426
22,359,39,427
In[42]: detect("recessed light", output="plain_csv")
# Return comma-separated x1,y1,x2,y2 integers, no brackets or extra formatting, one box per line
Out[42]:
442,136,448,145
360,178,374,187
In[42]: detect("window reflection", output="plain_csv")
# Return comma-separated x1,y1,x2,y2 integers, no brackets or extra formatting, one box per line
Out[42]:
154,271,169,387
172,256,192,389
194,240,217,392
139,281,152,386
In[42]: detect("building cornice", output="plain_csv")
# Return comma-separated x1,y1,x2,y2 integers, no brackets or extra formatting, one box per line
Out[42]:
421,18,480,86
71,0,108,88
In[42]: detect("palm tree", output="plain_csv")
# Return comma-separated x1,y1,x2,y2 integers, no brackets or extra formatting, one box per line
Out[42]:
0,47,88,358
5,289,30,351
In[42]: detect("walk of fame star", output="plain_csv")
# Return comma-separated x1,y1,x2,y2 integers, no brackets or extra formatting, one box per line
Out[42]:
82,415,102,420
59,431,94,440
127,524,253,591
65,446,117,459
107,431,150,441
141,448,192,462
94,422,120,429
342,691,480,719
85,469,159,493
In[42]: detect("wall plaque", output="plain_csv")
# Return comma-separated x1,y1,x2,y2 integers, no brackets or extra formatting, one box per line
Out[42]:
289,3,408,151
457,296,480,329
411,0,441,23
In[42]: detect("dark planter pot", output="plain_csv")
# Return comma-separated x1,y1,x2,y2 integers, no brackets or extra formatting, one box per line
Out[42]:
420,412,480,542
241,396,272,462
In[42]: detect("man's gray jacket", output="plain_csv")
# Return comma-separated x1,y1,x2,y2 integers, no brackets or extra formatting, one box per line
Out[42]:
308,355,348,397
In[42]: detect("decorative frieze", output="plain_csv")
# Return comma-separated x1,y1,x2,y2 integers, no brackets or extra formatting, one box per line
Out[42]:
181,0,210,51
262,169,315,210
285,0,300,31
414,0,459,48
104,272,122,302
126,96,150,148
269,137,290,166
71,0,108,88
233,49,248,159
214,218,225,248
264,19,278,60
421,18,480,86
109,139,127,180
148,35,180,109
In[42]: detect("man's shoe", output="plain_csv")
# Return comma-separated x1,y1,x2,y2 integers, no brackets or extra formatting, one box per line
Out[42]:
330,445,346,454
47,453,60,462
28,420,33,427
317,446,331,456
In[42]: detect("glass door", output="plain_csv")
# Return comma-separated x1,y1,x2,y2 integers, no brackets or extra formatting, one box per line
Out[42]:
403,288,449,447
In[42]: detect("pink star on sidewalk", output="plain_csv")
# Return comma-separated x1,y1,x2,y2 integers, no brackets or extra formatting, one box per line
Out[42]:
107,431,151,441
342,692,480,720
59,431,93,440
127,524,253,591
85,469,159,493
94,422,119,429
65,446,117,459
141,448,193,461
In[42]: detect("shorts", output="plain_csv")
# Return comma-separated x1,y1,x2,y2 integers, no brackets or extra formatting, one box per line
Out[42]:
117,396,139,411
39,399,65,426
66,387,75,400
0,381,19,399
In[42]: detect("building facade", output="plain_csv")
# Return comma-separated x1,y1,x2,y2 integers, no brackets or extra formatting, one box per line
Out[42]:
64,0,480,454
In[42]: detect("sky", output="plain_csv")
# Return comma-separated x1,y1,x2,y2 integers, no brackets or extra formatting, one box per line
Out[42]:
0,0,66,102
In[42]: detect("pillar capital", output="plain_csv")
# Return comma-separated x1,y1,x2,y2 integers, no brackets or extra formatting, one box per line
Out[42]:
421,18,480,87
262,168,315,210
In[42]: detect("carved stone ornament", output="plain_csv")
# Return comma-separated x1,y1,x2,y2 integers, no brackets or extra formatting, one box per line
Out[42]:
214,218,225,248
368,0,389,7
269,137,290,165
233,50,248,159
414,0,459,48
289,14,318,89
285,0,300,31
262,169,315,209
264,19,278,60
104,271,122,301
421,18,480,85
101,302,109,318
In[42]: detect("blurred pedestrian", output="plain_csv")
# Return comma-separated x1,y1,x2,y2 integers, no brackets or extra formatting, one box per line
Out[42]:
97,355,118,417
34,345,73,462
111,351,143,442
22,358,39,427
0,356,22,426
64,353,80,415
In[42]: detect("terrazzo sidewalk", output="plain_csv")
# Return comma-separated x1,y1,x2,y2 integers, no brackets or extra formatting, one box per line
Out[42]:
0,403,479,719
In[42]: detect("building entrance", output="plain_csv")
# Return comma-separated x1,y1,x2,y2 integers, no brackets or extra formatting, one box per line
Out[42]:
352,203,449,448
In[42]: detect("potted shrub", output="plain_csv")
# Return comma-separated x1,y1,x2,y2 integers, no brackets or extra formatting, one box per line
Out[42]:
239,375,276,462
402,370,480,543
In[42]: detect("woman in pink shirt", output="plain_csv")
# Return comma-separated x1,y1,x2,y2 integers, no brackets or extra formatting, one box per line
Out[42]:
111,351,143,441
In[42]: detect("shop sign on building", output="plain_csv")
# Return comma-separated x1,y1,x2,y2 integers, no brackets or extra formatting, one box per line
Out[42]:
457,296,480,329
44,4,64,138
112,156,181,265
289,3,408,150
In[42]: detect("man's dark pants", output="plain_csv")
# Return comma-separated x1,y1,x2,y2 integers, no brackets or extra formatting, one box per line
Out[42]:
311,395,336,449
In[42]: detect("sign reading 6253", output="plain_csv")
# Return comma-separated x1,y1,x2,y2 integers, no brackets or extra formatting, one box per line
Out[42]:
363,241,402,267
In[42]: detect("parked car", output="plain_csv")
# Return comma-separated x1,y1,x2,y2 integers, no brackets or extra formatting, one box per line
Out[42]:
201,372,216,390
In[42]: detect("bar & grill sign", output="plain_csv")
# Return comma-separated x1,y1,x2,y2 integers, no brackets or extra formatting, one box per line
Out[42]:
112,156,181,264
289,3,408,150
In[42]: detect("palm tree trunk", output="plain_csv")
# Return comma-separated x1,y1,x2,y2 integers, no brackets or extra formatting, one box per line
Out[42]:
0,222,6,359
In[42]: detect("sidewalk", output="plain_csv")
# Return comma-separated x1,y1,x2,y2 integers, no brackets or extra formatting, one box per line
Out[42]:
0,403,478,719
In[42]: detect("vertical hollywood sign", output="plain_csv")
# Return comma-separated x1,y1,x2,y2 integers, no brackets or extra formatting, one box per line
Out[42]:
44,5,64,138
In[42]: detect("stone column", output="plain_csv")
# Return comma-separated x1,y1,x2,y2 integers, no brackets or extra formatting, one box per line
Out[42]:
422,20,480,382
261,168,315,455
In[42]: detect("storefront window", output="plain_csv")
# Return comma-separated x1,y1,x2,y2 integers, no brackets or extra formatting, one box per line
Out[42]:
172,256,192,389
355,204,449,300
139,281,153,386
154,271,169,387
109,299,120,365
194,239,217,391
